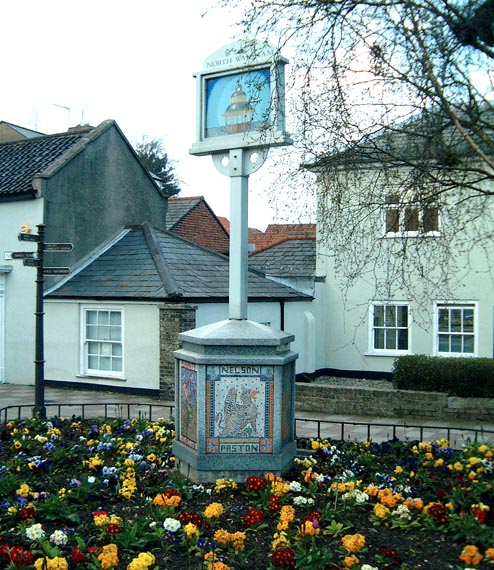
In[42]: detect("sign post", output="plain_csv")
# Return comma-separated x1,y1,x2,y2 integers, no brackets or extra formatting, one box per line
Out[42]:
13,227,72,418
34,224,45,419
172,41,297,483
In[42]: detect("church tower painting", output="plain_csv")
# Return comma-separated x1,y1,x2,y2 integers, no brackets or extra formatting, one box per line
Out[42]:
223,80,254,134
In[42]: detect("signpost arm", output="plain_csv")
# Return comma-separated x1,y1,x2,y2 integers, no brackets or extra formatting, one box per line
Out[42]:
33,224,46,419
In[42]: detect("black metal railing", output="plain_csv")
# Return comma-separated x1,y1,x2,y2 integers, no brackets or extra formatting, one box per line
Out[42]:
1,403,493,446
0,402,174,424
294,417,494,447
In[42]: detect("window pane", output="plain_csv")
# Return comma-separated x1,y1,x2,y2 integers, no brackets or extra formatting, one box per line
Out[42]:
97,326,110,341
438,335,449,352
438,308,449,332
87,341,99,355
99,357,111,371
397,306,408,327
373,305,384,327
112,344,122,357
463,309,474,332
374,328,384,349
404,207,419,231
98,311,109,325
450,309,462,332
110,311,121,325
450,335,462,352
423,207,439,232
385,330,397,350
86,325,98,340
112,358,123,372
463,335,474,353
385,306,396,327
110,326,121,341
86,310,98,324
100,343,112,357
386,208,400,233
398,329,408,350
88,355,99,369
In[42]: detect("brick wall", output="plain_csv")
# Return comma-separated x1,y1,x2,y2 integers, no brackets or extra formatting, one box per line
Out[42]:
295,383,494,421
173,201,230,255
159,304,196,400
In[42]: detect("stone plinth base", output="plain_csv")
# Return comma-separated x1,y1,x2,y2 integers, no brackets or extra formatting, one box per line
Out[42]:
172,319,298,483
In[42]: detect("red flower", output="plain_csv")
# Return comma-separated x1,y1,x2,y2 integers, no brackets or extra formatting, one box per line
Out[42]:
271,547,296,568
304,511,322,524
246,476,267,491
106,523,123,535
268,495,281,512
1,545,34,566
242,508,264,527
179,511,211,530
471,507,488,525
71,548,87,564
18,506,36,520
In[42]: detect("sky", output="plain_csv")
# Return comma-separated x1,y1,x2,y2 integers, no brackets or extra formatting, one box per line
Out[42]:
0,0,296,230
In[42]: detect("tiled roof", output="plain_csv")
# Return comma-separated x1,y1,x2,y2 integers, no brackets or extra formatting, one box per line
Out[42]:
47,224,309,301
166,196,203,229
249,223,316,253
249,239,316,276
0,129,90,198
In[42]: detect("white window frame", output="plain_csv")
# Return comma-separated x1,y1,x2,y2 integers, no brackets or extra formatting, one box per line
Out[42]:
80,305,124,379
433,302,478,357
368,302,412,356
383,191,441,238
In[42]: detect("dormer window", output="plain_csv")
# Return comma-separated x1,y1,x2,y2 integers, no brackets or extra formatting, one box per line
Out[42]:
384,190,439,236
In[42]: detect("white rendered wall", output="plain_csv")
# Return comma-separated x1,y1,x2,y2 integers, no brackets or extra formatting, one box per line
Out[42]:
0,199,43,385
45,301,160,391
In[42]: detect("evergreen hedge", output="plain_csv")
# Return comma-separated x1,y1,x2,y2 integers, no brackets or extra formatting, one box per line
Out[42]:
392,354,494,398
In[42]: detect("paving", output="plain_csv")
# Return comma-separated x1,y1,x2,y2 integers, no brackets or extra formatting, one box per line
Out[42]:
1,383,494,446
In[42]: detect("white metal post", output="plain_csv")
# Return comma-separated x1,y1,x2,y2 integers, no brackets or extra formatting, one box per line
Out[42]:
229,164,249,319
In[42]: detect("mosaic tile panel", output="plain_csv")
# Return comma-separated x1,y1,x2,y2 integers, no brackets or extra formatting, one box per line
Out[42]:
179,360,197,450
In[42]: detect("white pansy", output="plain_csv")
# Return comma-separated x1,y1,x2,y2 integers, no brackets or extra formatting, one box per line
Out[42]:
25,523,45,540
50,529,68,545
289,481,302,492
163,517,181,532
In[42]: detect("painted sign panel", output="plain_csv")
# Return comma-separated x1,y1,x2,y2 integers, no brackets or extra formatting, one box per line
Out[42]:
179,360,198,450
206,365,274,454
205,68,271,139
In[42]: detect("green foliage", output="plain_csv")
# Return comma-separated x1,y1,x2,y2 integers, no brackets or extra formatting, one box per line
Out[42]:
134,135,181,197
392,355,494,397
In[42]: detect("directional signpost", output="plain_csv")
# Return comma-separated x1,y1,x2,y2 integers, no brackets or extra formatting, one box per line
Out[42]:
11,224,73,418
11,251,37,260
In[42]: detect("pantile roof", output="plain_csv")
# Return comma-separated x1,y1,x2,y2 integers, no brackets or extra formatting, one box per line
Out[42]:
47,224,309,302
249,239,316,276
249,223,316,253
0,127,95,199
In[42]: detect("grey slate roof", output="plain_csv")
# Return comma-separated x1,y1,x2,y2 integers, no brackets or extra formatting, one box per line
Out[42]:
0,130,88,198
47,224,309,301
249,239,316,277
166,196,203,229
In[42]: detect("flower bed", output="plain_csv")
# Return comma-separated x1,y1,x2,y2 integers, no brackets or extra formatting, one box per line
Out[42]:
1,416,494,569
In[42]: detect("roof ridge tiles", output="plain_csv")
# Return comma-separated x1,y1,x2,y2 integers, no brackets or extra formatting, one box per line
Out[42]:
142,223,182,298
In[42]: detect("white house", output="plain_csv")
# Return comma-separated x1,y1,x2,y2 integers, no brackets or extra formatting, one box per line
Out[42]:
45,224,314,398
0,120,170,385
312,112,494,379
